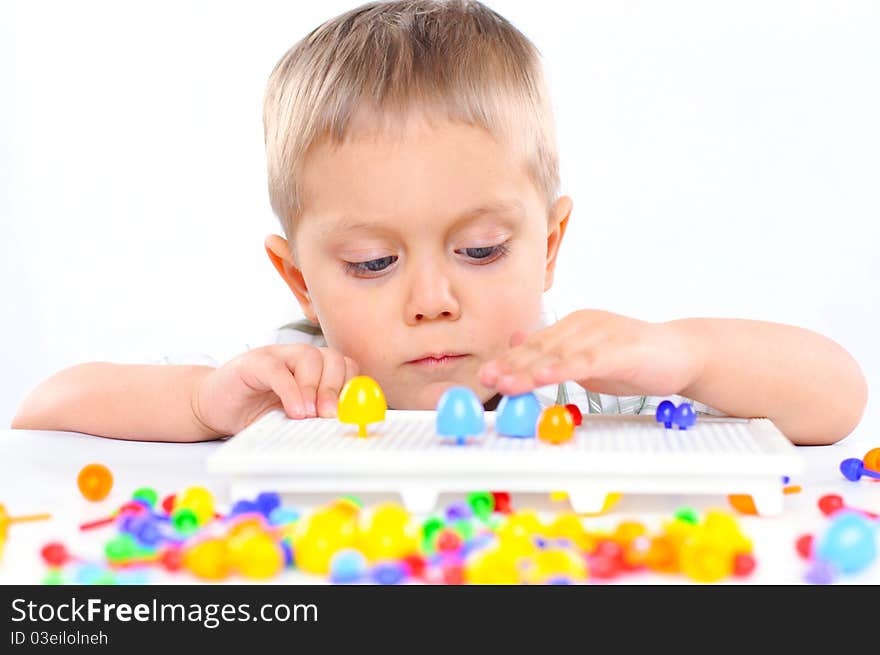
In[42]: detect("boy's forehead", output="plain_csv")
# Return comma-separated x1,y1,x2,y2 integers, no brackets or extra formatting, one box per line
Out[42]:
309,199,527,240
299,113,541,236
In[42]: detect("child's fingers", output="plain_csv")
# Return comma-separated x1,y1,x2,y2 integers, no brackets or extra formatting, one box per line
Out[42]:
251,358,306,419
489,330,573,390
283,346,325,417
480,329,536,385
315,348,348,418
533,347,614,391
343,356,360,381
496,316,611,388
496,335,617,396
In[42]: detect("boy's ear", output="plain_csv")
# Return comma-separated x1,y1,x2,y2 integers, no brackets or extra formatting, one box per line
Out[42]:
264,234,319,324
544,195,573,291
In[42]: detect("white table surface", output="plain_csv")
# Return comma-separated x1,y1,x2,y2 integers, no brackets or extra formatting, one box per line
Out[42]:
1,426,879,585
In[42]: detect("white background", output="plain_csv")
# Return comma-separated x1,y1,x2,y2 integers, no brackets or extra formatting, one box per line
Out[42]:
2,0,878,444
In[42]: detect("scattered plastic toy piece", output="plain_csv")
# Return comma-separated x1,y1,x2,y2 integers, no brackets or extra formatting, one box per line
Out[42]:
578,493,623,517
0,504,51,535
373,560,408,585
228,530,285,579
490,492,512,514
674,507,699,525
495,392,542,438
839,457,880,482
444,501,473,522
40,542,74,567
466,491,494,521
329,549,367,584
77,463,113,502
436,386,485,445
813,511,877,576
862,447,880,473
174,486,216,525
732,552,756,577
0,504,51,560
131,487,158,508
537,405,575,444
79,500,147,531
337,375,387,437
817,493,879,520
795,534,813,560
727,494,758,515
564,404,583,426
804,559,836,585
728,484,800,516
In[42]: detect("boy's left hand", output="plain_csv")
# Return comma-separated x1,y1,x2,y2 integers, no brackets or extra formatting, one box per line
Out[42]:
478,310,704,399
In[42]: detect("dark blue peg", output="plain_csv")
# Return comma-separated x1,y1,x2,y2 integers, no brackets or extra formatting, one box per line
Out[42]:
672,402,696,430
655,400,675,428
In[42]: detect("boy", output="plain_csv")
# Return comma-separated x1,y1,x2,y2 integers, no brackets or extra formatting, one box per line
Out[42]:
12,0,867,446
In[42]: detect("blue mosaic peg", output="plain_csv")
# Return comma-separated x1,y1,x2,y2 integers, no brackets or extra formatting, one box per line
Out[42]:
495,392,542,438
436,386,486,445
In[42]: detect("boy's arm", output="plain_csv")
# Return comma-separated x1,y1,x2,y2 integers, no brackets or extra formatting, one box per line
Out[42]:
673,318,868,445
11,363,223,442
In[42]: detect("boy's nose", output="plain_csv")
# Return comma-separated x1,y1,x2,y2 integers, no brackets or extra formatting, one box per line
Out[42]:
414,310,454,321
405,269,461,324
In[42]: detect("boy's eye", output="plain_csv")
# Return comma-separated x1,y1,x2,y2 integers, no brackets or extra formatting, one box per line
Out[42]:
343,255,398,275
461,245,501,259
342,243,510,277
458,242,511,262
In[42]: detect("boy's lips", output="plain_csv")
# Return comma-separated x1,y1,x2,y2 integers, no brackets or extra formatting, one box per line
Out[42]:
406,353,469,368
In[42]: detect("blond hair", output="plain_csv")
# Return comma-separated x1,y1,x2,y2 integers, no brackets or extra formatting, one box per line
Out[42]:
263,0,560,244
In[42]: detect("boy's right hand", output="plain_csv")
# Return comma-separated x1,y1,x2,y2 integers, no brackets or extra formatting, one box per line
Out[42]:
191,345,360,437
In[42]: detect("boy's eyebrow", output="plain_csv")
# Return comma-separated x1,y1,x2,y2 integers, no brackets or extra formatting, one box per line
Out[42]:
318,200,525,237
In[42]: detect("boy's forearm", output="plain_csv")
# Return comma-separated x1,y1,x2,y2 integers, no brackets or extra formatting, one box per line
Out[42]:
11,363,223,442
672,318,868,445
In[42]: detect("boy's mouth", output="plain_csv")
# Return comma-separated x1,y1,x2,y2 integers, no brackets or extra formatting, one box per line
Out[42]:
406,353,469,368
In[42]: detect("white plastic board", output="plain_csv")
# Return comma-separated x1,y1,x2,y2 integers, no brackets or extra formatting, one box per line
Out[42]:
206,409,805,515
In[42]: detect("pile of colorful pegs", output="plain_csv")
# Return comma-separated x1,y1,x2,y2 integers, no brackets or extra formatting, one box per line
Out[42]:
40,484,758,585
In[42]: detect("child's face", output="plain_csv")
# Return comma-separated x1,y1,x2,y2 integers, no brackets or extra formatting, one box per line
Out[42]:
267,111,571,410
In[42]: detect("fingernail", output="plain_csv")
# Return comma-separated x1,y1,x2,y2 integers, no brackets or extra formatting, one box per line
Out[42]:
320,400,336,418
292,404,305,419
306,401,316,416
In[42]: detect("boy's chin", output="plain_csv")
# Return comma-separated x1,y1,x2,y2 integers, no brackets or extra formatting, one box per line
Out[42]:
387,386,445,411
389,380,492,411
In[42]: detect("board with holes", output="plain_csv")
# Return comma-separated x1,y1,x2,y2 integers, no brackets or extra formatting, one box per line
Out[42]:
206,409,804,515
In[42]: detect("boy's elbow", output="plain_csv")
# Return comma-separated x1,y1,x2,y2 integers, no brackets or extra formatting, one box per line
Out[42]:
797,366,869,447
834,367,870,444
